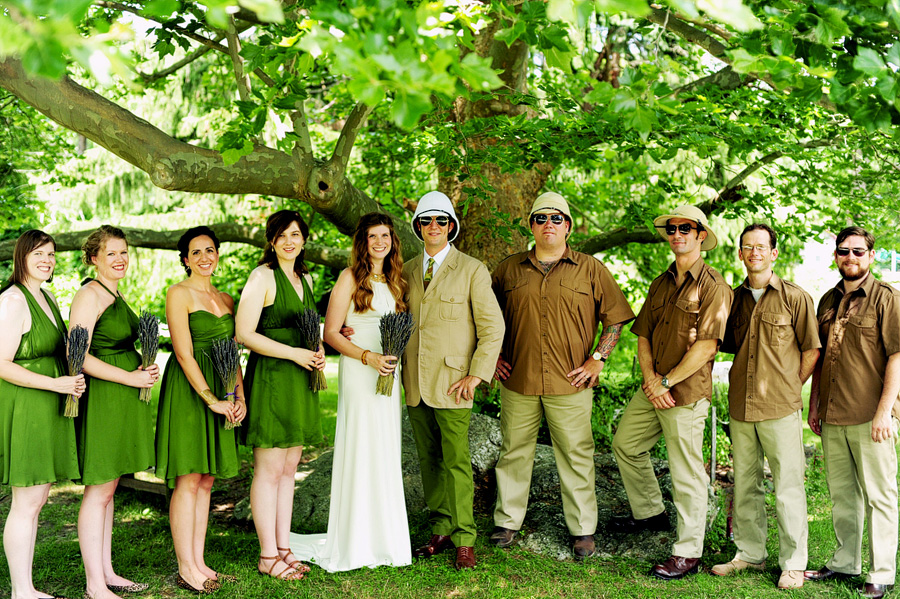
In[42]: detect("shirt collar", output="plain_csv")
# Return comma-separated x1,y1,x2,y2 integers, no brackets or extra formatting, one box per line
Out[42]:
836,270,874,298
665,256,705,281
739,271,783,293
424,243,452,271
523,245,578,269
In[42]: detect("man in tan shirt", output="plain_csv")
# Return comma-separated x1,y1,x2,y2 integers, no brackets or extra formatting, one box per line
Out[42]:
610,204,732,580
712,224,820,590
806,226,900,599
489,192,635,559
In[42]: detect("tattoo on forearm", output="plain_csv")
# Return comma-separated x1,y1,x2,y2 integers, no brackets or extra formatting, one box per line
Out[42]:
596,323,624,359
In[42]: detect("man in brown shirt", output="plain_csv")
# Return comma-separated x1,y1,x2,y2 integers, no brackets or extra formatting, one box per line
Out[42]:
610,204,732,580
490,192,635,559
806,226,900,599
712,224,820,590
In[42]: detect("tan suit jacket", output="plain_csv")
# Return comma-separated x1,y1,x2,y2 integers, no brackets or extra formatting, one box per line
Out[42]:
402,246,504,409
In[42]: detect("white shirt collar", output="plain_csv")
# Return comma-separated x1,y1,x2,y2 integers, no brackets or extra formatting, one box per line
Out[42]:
423,243,452,273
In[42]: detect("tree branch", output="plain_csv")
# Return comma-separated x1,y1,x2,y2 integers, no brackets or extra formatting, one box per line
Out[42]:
291,101,314,163
668,66,746,97
0,224,349,269
138,44,217,83
330,102,373,172
225,15,253,103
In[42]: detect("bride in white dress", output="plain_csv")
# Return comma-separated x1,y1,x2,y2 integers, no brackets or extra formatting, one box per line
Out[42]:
289,213,412,572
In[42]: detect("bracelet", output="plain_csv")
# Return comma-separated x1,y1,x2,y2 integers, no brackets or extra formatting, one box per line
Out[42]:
199,389,218,407
361,350,370,366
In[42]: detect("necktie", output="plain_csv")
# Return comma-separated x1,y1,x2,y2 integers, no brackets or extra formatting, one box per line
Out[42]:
424,258,435,290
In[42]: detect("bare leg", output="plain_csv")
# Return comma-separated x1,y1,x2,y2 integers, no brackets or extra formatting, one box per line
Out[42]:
5,484,50,599
170,473,207,589
251,447,304,579
193,474,217,580
276,447,306,570
79,480,122,599
100,491,136,588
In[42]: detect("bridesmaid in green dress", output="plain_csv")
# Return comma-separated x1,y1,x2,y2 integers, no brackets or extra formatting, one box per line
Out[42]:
156,226,246,594
0,230,84,599
235,210,324,581
70,226,158,599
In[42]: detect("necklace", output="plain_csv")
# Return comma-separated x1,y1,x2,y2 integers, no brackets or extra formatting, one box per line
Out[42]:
370,273,386,283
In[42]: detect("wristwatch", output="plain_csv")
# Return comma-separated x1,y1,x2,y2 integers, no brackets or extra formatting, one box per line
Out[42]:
591,351,606,362
661,375,672,389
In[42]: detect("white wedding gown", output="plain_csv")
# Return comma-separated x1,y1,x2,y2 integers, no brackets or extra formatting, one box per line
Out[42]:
289,281,411,572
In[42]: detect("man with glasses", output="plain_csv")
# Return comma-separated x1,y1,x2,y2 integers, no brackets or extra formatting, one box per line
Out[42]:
489,192,634,558
805,226,900,599
610,204,732,580
402,191,504,570
712,223,820,589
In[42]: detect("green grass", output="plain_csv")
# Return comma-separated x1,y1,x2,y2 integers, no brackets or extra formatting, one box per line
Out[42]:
0,367,896,598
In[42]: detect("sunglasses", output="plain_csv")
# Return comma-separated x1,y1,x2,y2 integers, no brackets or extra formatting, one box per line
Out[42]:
531,213,566,225
418,216,450,227
662,223,698,235
835,247,869,257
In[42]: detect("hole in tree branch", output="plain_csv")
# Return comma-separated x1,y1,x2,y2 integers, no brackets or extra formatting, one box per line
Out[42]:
318,181,329,191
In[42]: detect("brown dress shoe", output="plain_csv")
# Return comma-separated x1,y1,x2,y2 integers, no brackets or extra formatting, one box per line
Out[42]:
572,535,596,560
860,582,891,598
413,534,454,558
804,566,858,581
455,546,476,570
650,556,700,580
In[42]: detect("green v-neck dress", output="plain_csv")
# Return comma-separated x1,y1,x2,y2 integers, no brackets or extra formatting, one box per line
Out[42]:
155,310,238,489
0,285,79,487
76,281,155,485
241,268,322,448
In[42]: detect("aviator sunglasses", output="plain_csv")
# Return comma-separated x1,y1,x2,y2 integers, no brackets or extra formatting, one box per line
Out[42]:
835,247,869,257
418,216,450,227
531,213,566,225
661,223,699,235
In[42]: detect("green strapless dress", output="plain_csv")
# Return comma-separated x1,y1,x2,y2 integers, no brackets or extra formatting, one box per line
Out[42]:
242,268,322,448
0,285,79,487
76,281,155,485
155,311,239,489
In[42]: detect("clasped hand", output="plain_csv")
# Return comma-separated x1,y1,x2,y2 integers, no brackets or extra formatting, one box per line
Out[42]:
642,373,675,410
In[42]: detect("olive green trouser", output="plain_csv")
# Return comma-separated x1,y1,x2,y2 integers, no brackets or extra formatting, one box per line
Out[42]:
493,385,596,536
612,389,710,558
407,402,476,547
730,411,808,571
822,419,898,585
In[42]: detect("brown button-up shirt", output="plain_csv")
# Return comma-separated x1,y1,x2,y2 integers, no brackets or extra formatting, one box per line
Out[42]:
816,272,900,425
492,246,635,396
722,274,821,422
631,257,732,406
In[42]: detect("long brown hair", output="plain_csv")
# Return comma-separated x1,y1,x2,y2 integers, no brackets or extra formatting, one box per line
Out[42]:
11,229,56,285
259,210,310,277
350,213,407,312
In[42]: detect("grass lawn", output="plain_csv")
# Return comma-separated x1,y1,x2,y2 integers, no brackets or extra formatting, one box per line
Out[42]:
0,360,895,598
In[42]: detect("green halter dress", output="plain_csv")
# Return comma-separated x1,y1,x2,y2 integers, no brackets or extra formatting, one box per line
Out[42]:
155,310,239,489
241,268,322,448
76,281,155,485
0,285,79,487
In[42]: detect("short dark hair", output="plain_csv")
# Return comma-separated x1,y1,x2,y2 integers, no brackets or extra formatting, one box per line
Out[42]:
835,226,874,250
739,223,777,250
259,210,310,276
177,226,220,275
11,230,55,285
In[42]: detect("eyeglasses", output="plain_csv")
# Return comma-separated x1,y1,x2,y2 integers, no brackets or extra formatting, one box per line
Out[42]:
662,223,698,235
741,245,770,253
418,216,450,227
531,213,566,225
836,247,869,257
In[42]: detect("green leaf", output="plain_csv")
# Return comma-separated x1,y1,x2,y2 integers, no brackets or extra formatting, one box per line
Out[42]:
544,47,575,72
888,44,900,68
628,105,656,140
454,53,503,91
142,0,180,18
596,0,650,17
48,0,94,22
21,39,67,79
814,7,852,45
220,140,254,166
547,0,579,27
391,91,433,129
347,78,386,107
876,74,897,102
853,47,886,76
239,0,285,23
727,48,761,73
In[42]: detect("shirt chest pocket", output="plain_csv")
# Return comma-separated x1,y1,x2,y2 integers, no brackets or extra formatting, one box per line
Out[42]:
674,299,700,332
847,314,878,345
560,279,591,307
440,292,465,322
759,312,792,347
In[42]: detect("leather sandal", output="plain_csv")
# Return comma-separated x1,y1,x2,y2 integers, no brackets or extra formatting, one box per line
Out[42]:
258,555,304,581
278,547,311,575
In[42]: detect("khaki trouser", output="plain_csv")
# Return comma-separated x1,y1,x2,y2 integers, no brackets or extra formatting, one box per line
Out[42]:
612,389,710,558
493,384,596,536
731,411,808,571
822,419,899,585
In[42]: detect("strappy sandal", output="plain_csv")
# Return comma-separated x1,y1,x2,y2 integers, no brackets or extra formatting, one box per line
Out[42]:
278,547,311,575
258,555,304,581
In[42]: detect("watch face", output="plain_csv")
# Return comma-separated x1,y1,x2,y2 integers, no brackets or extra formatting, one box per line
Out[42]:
592,352,602,361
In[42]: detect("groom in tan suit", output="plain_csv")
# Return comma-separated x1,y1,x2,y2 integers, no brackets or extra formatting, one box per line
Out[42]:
402,191,504,570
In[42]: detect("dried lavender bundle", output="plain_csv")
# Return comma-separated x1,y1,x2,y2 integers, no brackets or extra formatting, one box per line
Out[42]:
296,308,327,392
65,325,90,417
137,310,159,403
375,311,415,396
210,337,242,429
